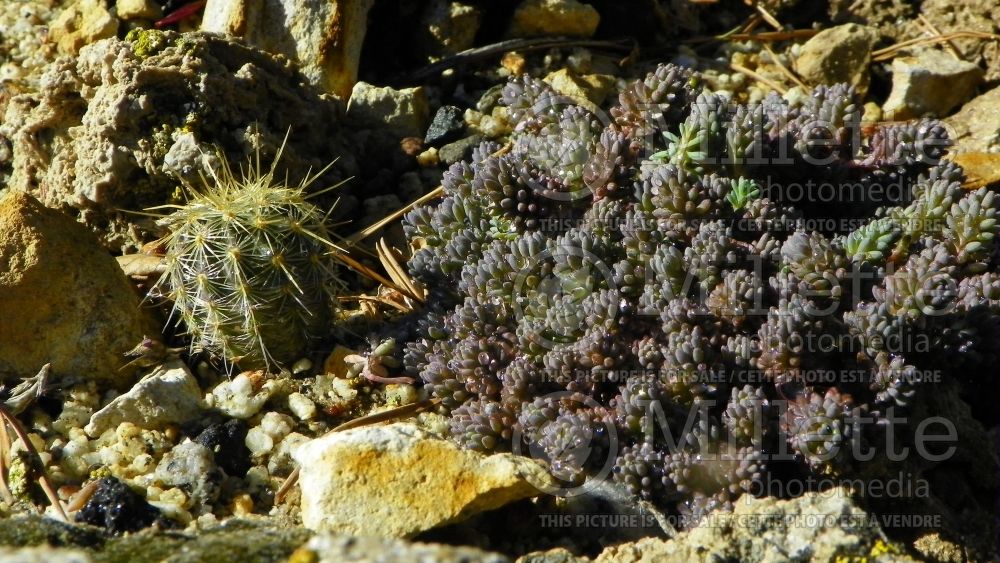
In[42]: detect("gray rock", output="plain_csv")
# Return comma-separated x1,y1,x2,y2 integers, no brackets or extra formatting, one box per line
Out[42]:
425,105,466,146
201,0,375,99
291,422,554,538
0,546,91,563
153,440,223,509
418,1,482,60
946,85,1000,154
439,134,484,165
0,191,154,388
85,360,206,437
794,24,878,93
595,488,912,562
347,82,430,139
509,0,600,39
305,533,510,562
883,49,984,120
0,32,357,252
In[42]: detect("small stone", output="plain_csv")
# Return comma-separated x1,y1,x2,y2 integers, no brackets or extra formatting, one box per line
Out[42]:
207,373,279,419
288,393,318,421
439,134,484,165
476,84,507,114
418,1,482,59
84,360,205,437
260,412,295,440
49,0,119,54
883,49,984,120
348,82,430,138
425,105,466,147
510,0,600,39
416,147,440,168
946,85,1000,154
544,68,615,106
292,422,554,538
949,152,1000,190
76,477,162,534
305,533,510,563
201,0,375,98
0,191,154,388
401,137,424,157
153,440,222,509
116,0,162,20
195,419,251,477
268,432,309,475
245,426,275,455
501,52,526,75
793,24,878,94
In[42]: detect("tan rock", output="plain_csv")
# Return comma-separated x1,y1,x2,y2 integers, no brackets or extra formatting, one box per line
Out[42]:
116,0,162,21
201,0,374,99
883,49,983,120
347,82,430,139
944,85,1000,155
0,191,153,388
418,1,482,60
793,24,877,94
510,0,600,39
292,422,554,538
544,69,615,106
50,0,119,54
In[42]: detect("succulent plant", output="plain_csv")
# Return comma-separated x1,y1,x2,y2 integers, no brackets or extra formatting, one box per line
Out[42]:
151,141,345,370
392,63,999,527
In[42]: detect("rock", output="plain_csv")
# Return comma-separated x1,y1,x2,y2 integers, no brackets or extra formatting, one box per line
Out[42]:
84,360,205,437
206,372,283,419
287,392,317,420
153,440,223,509
544,69,616,106
905,0,1000,82
348,82,430,139
0,32,357,252
510,0,600,39
425,105,466,147
595,488,908,562
201,0,375,99
949,152,1000,189
195,419,252,477
439,134,484,165
292,422,554,538
303,533,510,562
116,0,162,21
0,546,91,563
883,49,983,120
76,477,163,534
517,548,588,562
0,191,153,387
418,1,482,60
49,0,119,54
944,85,1000,154
793,24,878,94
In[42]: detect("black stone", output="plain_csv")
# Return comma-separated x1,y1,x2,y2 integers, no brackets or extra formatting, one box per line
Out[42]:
75,477,161,535
195,419,251,478
424,105,466,147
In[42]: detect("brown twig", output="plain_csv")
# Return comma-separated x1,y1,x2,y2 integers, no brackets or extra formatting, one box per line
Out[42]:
917,14,963,59
345,186,445,246
0,420,13,505
65,479,101,513
0,405,68,521
872,31,1000,62
730,62,788,95
685,28,819,44
404,38,634,82
762,43,807,90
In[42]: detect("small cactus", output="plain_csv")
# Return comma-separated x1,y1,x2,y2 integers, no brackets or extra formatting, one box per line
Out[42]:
151,139,345,370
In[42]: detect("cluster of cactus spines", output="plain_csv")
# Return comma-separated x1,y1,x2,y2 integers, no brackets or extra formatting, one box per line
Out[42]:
396,63,1000,526
153,141,344,370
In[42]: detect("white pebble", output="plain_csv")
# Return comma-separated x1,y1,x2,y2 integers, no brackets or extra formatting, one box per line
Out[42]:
260,412,294,440
287,393,317,421
245,427,274,455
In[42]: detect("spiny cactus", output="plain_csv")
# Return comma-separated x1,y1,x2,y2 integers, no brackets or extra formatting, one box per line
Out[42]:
151,140,345,370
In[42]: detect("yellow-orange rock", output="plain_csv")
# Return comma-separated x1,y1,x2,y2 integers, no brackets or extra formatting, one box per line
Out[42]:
0,191,152,388
292,422,554,538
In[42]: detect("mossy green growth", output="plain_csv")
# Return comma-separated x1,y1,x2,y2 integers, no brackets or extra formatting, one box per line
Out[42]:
125,28,170,59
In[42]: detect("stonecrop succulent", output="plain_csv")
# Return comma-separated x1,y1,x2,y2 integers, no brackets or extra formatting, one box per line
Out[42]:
398,63,1000,525
151,142,345,370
